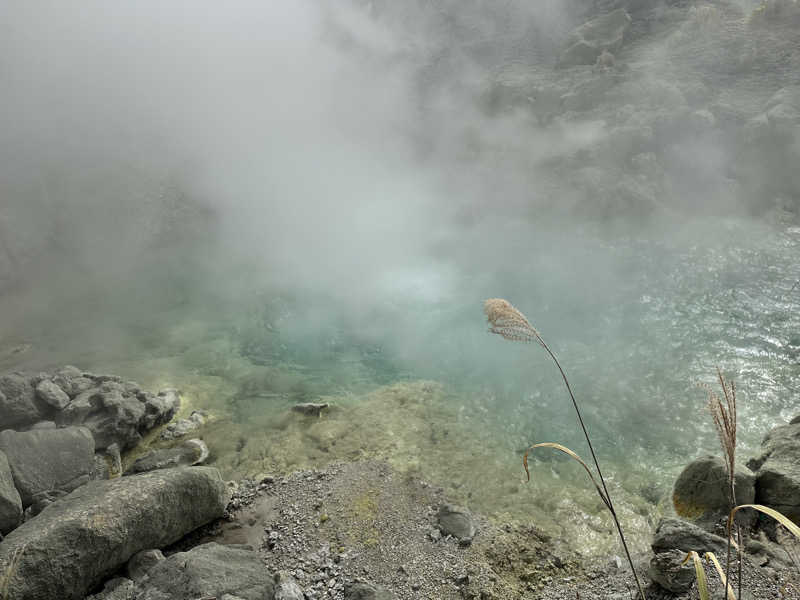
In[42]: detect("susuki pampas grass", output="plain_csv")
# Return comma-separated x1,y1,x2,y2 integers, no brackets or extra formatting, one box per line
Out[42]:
484,298,646,600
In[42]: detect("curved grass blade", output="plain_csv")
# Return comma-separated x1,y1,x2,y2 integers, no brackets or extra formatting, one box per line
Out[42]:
705,552,736,600
682,551,710,600
729,504,800,540
523,442,611,510
703,552,736,600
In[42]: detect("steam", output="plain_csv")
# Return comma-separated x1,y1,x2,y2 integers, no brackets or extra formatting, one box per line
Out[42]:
0,1,796,464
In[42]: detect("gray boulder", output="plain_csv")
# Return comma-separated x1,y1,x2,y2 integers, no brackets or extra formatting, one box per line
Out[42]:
0,450,22,534
437,504,476,544
0,426,94,506
0,466,228,600
649,518,730,593
651,517,728,557
128,542,275,600
0,373,46,429
126,548,165,581
34,379,70,410
125,439,209,475
748,417,800,521
345,582,395,600
672,455,755,528
648,549,695,593
559,9,631,67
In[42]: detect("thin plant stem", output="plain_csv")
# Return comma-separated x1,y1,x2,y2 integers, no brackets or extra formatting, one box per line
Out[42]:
484,299,646,600
537,337,646,600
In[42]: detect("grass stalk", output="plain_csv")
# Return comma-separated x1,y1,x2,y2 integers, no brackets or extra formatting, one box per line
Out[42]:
484,298,646,600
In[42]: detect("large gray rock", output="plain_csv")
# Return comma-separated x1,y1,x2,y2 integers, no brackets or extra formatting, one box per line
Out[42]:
651,517,728,556
672,455,755,528
0,373,47,429
125,439,208,475
0,450,22,534
128,542,275,600
649,518,730,593
437,504,476,544
559,9,631,67
0,426,94,506
0,466,228,600
749,417,800,522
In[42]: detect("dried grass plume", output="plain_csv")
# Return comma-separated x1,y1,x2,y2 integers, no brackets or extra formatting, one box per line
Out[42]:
483,298,543,346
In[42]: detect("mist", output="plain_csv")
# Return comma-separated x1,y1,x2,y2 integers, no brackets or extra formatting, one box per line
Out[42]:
2,0,799,477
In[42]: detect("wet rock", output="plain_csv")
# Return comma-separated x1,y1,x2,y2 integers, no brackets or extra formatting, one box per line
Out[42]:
559,9,631,67
345,581,395,600
0,450,22,534
649,549,695,593
672,455,755,528
0,426,94,506
275,570,304,600
34,379,70,410
0,373,46,429
0,466,228,600
132,542,275,600
160,409,206,440
30,420,56,429
125,439,209,474
748,417,800,521
651,517,728,556
126,548,165,581
437,504,476,544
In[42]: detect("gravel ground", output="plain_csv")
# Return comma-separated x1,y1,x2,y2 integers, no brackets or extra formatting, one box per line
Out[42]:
178,459,800,600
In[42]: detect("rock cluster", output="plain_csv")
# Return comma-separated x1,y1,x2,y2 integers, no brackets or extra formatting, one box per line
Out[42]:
0,366,179,450
649,413,800,593
0,366,182,536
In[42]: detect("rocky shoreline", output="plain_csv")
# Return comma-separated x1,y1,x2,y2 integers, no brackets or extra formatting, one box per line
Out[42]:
1,366,800,599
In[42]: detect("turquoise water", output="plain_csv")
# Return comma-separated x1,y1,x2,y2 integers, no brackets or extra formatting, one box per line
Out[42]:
2,213,799,554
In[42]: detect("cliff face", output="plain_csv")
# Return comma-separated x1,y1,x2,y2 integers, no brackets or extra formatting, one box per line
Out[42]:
332,0,800,220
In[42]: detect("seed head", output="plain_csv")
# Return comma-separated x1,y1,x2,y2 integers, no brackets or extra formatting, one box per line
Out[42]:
483,298,542,344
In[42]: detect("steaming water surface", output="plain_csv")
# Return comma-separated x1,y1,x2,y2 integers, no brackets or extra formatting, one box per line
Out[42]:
4,213,799,556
